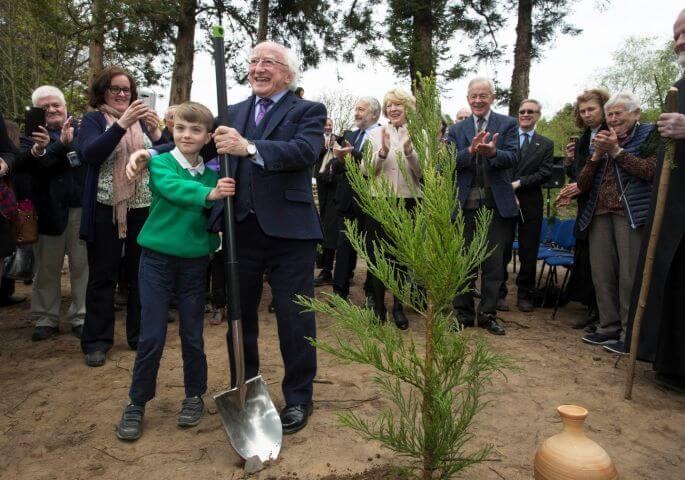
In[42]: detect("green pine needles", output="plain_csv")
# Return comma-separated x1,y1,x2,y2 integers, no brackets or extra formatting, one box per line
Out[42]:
297,77,515,480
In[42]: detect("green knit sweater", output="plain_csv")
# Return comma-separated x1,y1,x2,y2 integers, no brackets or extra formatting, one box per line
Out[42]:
137,152,220,258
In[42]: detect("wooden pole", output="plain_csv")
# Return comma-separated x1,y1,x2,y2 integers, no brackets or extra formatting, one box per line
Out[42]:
624,87,679,400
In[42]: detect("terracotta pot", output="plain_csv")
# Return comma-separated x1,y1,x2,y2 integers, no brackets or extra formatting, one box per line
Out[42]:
534,405,618,480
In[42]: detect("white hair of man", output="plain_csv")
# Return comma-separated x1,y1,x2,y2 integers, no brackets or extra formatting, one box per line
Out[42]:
32,85,66,107
604,92,641,114
467,77,496,95
251,41,301,90
358,96,381,121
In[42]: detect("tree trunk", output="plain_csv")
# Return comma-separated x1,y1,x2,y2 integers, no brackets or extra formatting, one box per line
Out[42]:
257,0,268,42
508,0,533,116
422,299,436,480
87,0,106,85
169,0,197,106
411,4,434,93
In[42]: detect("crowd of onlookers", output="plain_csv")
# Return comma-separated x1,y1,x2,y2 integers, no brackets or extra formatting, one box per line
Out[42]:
0,12,684,413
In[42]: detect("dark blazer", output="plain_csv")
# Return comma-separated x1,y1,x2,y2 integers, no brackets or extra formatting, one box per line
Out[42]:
514,131,554,219
331,129,365,215
77,111,163,243
15,128,85,235
447,111,519,218
208,91,326,240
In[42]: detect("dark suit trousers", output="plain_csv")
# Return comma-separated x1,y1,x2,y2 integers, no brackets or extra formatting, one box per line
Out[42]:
81,203,146,354
228,214,317,405
332,207,361,299
502,190,543,299
454,207,513,319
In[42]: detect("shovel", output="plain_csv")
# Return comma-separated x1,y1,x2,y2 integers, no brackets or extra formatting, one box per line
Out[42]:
210,24,282,463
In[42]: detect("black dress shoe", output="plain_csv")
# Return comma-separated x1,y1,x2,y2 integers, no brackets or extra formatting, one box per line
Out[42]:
85,351,106,367
31,325,59,341
392,305,409,330
280,402,313,434
517,298,534,312
0,295,27,307
478,314,505,335
313,270,333,287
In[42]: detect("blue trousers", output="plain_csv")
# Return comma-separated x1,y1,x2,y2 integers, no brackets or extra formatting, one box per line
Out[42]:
129,248,210,405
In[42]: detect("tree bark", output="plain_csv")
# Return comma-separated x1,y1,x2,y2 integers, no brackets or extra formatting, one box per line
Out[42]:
87,0,106,86
169,0,197,106
257,0,268,42
508,0,533,116
411,4,433,93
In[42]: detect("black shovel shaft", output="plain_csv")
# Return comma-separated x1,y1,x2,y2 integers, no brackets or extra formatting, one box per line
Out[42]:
212,26,244,390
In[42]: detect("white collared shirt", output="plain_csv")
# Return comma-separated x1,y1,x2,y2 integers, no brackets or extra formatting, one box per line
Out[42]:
473,110,492,132
170,147,205,177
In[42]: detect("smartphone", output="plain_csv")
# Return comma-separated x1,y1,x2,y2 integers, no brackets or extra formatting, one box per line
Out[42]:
24,107,46,137
67,151,81,167
569,135,580,144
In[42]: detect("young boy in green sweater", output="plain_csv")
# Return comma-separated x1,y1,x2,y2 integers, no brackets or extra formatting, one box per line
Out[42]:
116,101,235,441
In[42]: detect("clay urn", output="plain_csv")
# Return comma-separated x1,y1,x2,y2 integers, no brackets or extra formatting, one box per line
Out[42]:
534,405,618,480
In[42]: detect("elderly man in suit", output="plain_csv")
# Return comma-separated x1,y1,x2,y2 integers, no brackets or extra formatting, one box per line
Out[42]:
329,97,381,303
447,77,518,335
213,41,326,434
500,99,553,312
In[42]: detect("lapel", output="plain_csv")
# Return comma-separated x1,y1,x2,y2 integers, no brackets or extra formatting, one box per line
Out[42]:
486,111,499,135
462,116,476,146
261,90,298,140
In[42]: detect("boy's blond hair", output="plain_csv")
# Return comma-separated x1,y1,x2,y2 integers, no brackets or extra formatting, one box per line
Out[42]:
174,101,214,131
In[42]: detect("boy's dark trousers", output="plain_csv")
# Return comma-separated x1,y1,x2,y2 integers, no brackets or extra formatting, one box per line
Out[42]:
129,248,210,405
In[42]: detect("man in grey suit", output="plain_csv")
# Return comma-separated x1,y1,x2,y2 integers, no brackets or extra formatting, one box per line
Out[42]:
447,77,519,335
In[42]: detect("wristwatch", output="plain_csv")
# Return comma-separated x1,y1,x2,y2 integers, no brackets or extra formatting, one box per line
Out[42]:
246,141,257,157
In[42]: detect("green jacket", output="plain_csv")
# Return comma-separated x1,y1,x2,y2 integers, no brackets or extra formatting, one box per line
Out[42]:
137,151,220,258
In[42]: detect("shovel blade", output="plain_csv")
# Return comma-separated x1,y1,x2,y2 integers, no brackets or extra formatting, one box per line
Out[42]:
213,375,282,463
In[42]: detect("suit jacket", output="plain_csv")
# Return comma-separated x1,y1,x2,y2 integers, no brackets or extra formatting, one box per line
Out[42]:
514,131,554,219
208,90,326,240
15,128,85,235
331,128,366,215
0,114,16,257
447,111,519,218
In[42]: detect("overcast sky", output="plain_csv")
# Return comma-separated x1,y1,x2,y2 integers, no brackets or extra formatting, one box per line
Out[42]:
151,0,683,121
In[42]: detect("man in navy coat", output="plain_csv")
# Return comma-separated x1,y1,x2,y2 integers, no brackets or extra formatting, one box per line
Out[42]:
213,41,326,434
447,77,518,335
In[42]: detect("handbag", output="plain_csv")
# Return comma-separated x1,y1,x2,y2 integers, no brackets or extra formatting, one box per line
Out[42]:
12,198,38,245
2,244,34,281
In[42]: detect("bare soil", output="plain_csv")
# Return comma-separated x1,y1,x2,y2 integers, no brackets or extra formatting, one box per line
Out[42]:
0,265,683,480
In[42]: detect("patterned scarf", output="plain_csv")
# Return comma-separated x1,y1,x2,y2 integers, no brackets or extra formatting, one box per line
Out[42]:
98,104,145,238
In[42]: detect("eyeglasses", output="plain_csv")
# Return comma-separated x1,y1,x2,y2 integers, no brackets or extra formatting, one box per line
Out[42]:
519,109,539,115
108,86,132,96
248,57,287,68
468,94,491,101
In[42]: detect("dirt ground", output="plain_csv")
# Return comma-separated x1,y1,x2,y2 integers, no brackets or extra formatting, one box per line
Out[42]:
0,265,683,480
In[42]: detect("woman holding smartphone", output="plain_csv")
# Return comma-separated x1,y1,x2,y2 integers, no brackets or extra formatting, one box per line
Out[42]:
78,66,164,367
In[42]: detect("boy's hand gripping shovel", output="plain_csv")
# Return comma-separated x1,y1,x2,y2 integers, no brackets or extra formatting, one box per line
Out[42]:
210,25,282,464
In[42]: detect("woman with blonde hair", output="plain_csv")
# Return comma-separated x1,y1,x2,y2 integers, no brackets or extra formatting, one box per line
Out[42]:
366,88,422,329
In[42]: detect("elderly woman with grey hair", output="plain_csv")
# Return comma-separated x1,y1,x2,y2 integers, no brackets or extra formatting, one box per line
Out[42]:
576,92,657,354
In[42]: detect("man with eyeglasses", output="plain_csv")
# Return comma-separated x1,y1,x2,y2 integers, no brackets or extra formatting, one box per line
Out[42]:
500,99,553,312
211,41,326,434
447,77,518,335
13,85,88,341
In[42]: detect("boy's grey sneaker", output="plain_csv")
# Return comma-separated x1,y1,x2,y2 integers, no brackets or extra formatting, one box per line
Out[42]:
115,403,145,441
177,396,204,427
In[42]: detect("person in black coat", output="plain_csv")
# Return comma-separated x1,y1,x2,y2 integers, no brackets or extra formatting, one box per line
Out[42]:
501,99,553,311
14,86,88,341
77,66,164,368
330,97,381,303
313,118,340,285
